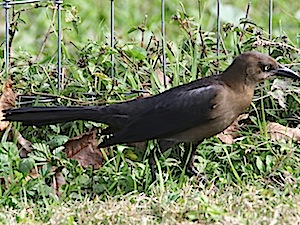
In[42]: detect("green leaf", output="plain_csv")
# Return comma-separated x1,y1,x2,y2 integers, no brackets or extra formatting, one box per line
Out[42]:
266,155,274,173
266,155,274,167
256,156,265,173
185,210,199,221
19,158,35,175
127,46,147,60
124,149,139,161
32,143,49,152
50,125,60,133
3,142,20,161
127,26,138,34
48,135,69,147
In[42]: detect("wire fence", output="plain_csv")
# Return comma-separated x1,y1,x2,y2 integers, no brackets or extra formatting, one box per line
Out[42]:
1,0,63,91
1,0,275,92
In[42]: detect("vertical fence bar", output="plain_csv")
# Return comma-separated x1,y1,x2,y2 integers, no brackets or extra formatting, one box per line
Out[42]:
110,0,114,78
216,0,220,72
161,0,166,88
54,0,63,92
3,0,11,76
268,0,273,54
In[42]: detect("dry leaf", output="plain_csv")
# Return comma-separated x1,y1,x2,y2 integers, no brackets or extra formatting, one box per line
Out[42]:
25,166,57,181
16,130,32,157
25,168,41,181
51,168,66,197
155,68,171,86
141,92,152,98
269,90,286,109
217,114,249,144
266,122,300,143
64,130,106,169
27,166,65,197
0,79,16,130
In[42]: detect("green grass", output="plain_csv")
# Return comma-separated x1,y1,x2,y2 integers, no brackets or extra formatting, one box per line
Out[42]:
0,1,300,224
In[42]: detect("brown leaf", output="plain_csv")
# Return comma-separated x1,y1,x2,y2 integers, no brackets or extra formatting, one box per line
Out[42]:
155,68,171,86
25,166,57,181
25,167,41,181
266,122,300,143
141,92,152,98
64,130,106,169
51,168,66,197
0,79,16,131
16,130,32,157
27,166,65,197
217,114,249,144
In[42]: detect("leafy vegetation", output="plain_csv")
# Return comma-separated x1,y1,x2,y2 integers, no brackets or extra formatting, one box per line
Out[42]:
0,0,300,224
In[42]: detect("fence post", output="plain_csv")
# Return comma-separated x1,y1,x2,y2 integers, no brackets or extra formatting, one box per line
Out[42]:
110,0,114,79
268,0,273,54
3,0,11,77
54,0,63,91
216,0,221,74
161,0,166,88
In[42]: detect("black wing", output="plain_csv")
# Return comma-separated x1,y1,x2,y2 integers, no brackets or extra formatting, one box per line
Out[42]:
100,82,220,146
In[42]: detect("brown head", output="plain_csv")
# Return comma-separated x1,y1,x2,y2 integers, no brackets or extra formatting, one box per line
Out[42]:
221,51,300,89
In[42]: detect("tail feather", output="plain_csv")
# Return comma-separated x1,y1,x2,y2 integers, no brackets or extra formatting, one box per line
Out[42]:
4,106,109,126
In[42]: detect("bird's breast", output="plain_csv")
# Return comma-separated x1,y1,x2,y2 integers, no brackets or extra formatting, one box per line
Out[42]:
168,110,238,142
166,84,254,143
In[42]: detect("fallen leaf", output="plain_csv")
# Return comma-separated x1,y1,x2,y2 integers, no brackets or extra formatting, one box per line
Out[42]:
0,79,16,131
266,122,300,143
271,78,290,91
51,168,66,197
141,92,152,98
16,130,32,157
64,130,106,169
217,114,249,144
26,166,65,197
155,68,171,86
25,168,40,181
25,165,57,181
269,89,286,109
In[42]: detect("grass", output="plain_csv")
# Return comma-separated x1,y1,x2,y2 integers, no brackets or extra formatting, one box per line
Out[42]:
1,181,300,224
0,1,300,224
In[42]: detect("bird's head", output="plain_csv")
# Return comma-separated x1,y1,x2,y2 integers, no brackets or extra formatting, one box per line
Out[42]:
223,51,300,87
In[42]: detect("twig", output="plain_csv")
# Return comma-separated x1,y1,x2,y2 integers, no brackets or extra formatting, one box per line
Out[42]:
253,38,300,53
8,3,48,60
198,28,207,58
139,15,148,48
239,2,251,42
35,6,57,62
30,85,106,105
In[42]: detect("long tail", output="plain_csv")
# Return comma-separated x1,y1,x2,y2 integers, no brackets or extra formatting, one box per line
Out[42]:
3,106,107,126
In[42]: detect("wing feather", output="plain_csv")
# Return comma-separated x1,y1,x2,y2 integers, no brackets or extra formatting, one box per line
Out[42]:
100,81,221,146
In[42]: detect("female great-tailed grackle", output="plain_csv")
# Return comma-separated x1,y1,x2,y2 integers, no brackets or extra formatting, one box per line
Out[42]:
3,51,300,180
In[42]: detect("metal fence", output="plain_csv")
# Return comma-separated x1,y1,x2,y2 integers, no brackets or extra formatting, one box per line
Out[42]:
1,0,275,91
1,0,63,91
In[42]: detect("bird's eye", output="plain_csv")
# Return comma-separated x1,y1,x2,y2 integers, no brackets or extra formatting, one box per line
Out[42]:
262,65,271,72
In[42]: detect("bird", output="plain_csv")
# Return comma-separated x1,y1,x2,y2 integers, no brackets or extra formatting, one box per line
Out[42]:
3,51,300,181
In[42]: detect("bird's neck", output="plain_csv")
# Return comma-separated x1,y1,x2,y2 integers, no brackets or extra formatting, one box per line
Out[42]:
220,63,256,93
219,63,256,112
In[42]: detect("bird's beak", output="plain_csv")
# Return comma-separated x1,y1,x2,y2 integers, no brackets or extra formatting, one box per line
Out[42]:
272,65,300,80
